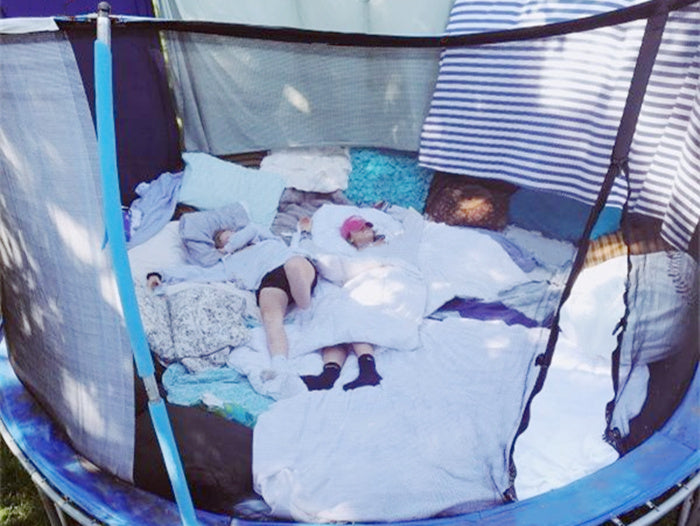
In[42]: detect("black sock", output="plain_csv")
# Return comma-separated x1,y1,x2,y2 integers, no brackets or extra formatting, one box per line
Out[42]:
343,354,382,391
301,362,341,391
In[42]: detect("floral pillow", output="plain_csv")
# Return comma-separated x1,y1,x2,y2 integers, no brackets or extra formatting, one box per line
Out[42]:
134,283,173,358
169,286,249,361
135,284,249,369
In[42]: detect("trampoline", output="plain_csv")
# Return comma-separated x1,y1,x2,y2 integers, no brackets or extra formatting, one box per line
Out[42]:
0,1,698,525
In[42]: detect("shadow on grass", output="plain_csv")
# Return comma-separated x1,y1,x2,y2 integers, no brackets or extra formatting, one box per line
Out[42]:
0,433,688,526
0,439,49,526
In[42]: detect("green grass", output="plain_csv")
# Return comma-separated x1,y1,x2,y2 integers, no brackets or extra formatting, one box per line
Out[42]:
0,440,49,526
0,437,687,526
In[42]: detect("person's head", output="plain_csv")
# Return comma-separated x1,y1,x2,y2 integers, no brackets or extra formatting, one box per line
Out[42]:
340,215,376,249
214,228,234,249
171,202,200,221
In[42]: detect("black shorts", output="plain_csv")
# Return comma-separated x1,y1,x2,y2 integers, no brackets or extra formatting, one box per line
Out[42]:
256,263,318,305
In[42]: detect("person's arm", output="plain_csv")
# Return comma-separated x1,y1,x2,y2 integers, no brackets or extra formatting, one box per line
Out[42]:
222,224,259,253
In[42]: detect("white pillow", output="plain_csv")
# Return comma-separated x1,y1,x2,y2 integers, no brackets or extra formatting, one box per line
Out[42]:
179,152,286,228
128,221,186,283
310,204,404,256
259,146,351,192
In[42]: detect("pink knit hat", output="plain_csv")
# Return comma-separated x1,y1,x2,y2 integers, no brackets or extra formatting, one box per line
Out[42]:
340,215,372,240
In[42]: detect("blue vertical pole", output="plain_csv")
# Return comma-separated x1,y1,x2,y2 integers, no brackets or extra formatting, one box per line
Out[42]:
93,3,199,525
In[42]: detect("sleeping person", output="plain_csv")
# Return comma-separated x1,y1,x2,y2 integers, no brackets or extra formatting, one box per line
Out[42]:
297,216,383,390
294,211,423,391
154,204,318,378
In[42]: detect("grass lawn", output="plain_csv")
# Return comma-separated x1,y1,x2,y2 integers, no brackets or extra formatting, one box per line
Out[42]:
0,438,687,526
0,440,49,526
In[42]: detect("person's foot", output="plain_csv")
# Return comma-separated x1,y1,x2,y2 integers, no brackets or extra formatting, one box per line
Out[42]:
301,362,341,390
343,355,382,390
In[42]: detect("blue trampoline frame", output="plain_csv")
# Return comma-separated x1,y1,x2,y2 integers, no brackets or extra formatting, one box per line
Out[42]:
1,334,698,525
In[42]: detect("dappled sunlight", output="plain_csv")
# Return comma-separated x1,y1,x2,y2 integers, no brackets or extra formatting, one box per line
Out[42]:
384,73,401,104
0,208,25,272
61,370,108,438
484,333,513,356
0,129,23,176
49,205,100,265
99,268,125,316
283,84,311,114
347,272,406,308
48,204,124,314
553,352,610,375
537,31,628,120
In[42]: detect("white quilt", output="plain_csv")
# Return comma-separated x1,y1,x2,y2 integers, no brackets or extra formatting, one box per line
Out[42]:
252,318,549,522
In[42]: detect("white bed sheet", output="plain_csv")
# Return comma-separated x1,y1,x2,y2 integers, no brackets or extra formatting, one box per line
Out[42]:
513,256,627,499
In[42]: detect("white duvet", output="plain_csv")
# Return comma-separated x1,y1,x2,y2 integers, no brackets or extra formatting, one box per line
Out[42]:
252,317,549,522
291,204,533,351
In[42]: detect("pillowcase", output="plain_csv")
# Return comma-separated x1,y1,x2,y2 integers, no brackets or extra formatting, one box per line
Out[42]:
134,283,174,358
179,152,285,228
127,221,186,283
345,149,434,212
168,286,249,362
260,146,351,193
424,172,511,230
136,284,250,369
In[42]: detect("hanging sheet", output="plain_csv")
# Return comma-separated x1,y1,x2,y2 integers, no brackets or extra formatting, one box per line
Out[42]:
627,4,700,250
419,0,700,251
0,31,134,481
154,0,453,35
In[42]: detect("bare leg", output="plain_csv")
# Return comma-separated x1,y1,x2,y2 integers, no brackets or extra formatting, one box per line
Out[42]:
321,345,349,367
258,287,290,358
350,342,373,358
284,256,316,310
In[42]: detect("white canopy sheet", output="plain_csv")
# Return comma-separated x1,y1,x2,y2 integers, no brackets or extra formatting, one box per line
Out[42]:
154,0,453,35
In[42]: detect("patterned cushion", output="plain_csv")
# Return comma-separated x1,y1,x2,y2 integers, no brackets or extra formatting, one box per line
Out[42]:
583,231,627,268
169,287,249,362
135,284,174,358
425,172,511,230
135,284,249,370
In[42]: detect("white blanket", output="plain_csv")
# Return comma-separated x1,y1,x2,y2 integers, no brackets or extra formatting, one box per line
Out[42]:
512,256,627,499
252,318,549,522
292,204,534,352
224,205,540,400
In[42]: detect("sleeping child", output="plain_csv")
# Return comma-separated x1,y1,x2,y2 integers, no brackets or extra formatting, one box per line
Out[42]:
155,204,318,382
